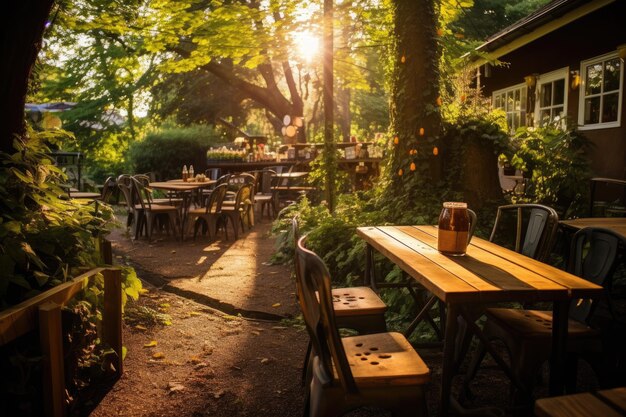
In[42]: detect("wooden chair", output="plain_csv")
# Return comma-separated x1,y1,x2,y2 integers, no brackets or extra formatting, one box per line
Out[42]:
220,183,253,240
187,183,228,240
131,177,181,240
255,169,277,219
295,236,430,417
117,174,143,238
465,227,626,405
489,203,559,263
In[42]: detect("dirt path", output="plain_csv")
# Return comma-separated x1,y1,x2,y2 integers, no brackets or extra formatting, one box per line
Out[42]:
89,220,309,417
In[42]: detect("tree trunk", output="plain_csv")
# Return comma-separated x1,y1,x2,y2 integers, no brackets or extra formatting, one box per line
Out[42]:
323,0,336,212
0,1,55,152
388,0,441,195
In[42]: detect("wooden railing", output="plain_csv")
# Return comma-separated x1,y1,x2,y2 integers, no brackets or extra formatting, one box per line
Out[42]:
0,265,123,417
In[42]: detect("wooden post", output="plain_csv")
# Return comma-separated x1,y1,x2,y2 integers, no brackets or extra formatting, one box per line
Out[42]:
103,268,123,375
39,301,65,417
101,237,113,265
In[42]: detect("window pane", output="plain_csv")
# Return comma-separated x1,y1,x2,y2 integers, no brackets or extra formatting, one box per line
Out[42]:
540,83,552,107
585,63,603,95
521,88,527,109
553,79,565,105
605,58,621,92
584,96,601,124
514,113,520,129
514,89,521,111
507,91,514,111
520,111,526,127
540,109,551,126
507,113,514,131
602,92,619,123
494,95,501,109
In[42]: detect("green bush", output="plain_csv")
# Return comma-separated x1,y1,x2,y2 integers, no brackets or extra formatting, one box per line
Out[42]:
510,125,592,217
128,124,228,180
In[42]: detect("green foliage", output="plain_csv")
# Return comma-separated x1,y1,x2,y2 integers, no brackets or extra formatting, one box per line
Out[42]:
509,125,592,217
128,124,228,180
0,132,118,309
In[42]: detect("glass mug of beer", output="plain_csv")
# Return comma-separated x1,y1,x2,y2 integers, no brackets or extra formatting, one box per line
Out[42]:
437,202,470,256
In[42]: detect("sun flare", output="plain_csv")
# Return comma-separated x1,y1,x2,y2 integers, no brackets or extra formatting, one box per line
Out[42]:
293,31,320,62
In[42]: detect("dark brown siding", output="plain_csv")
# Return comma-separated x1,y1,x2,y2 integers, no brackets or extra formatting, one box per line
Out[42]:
479,1,626,179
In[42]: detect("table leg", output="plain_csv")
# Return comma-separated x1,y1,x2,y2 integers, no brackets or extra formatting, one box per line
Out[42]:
549,299,570,395
440,302,458,417
365,243,374,289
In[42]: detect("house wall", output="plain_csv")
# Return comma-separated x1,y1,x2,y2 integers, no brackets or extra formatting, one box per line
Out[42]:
479,1,626,179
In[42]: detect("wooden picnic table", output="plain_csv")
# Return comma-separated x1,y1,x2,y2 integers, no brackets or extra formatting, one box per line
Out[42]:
356,225,603,416
535,386,626,417
149,180,216,239
560,217,626,239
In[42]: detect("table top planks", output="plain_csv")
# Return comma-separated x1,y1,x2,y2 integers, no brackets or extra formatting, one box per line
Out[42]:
560,217,626,239
356,225,603,304
535,388,626,417
149,180,216,192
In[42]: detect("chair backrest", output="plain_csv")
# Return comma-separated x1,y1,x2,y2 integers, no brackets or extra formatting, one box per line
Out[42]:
204,183,228,214
232,183,253,211
116,174,134,210
130,176,152,210
567,227,625,323
205,168,221,181
295,236,358,394
261,169,276,194
100,176,117,203
489,204,559,262
589,177,626,217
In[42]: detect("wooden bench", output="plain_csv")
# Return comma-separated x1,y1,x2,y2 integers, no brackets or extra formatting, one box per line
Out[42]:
535,387,626,417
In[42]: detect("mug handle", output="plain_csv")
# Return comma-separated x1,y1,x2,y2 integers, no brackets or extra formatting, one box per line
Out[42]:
467,209,477,244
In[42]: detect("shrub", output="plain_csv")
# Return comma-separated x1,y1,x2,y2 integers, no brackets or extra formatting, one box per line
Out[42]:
510,125,592,217
128,124,227,180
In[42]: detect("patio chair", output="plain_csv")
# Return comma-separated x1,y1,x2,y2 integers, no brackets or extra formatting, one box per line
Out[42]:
293,217,387,386
133,174,183,206
589,177,626,217
131,177,181,240
117,174,142,238
489,203,559,263
255,169,277,218
220,183,253,240
187,183,228,240
464,227,626,405
295,236,430,417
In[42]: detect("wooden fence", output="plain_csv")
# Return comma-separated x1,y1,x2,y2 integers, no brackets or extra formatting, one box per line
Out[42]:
0,240,122,417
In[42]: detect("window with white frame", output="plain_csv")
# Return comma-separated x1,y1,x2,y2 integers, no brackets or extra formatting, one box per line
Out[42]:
493,83,527,134
535,68,568,128
579,52,623,129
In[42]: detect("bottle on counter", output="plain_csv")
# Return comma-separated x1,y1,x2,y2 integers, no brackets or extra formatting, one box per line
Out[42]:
189,165,194,179
182,165,188,181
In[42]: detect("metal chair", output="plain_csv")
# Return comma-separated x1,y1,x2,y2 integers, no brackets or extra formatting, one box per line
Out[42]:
131,177,181,240
464,227,626,405
255,169,277,219
295,235,430,417
187,183,228,240
489,203,559,262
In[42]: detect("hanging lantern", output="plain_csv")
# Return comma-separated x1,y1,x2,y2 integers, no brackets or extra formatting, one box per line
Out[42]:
433,146,439,156
285,125,297,137
410,162,416,171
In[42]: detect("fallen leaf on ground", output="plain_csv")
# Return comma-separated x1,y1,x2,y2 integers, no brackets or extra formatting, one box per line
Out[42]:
271,303,281,308
135,325,147,331
271,326,287,330
194,362,209,370
167,382,185,393
143,340,158,348
189,356,202,364
188,311,202,316
251,331,260,336
152,352,165,359
260,358,269,364
214,390,225,399
170,250,176,254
